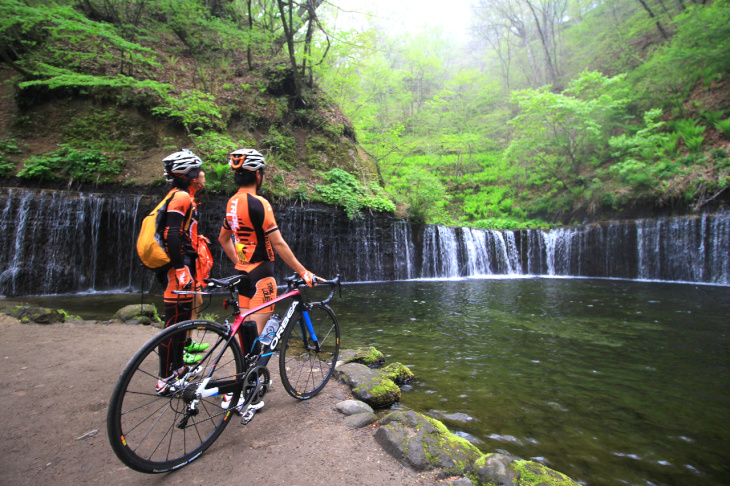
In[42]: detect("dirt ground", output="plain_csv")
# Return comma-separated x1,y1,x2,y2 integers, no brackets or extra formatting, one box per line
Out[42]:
0,315,440,485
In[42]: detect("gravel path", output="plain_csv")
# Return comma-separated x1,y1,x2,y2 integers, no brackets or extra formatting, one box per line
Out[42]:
0,315,439,485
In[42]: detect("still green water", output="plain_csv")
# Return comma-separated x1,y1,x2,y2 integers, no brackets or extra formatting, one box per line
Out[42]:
4,278,729,486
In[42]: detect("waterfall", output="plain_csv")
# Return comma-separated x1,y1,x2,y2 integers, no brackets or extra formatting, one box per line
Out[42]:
0,187,728,296
503,231,520,274
393,221,414,280
0,189,32,295
462,227,489,276
0,188,144,296
420,225,460,278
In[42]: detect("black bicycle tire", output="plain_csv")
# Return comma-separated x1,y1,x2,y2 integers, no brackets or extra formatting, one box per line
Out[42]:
279,304,340,400
107,319,244,473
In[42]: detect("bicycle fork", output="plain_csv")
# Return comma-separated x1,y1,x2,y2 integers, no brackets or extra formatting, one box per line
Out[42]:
299,308,321,353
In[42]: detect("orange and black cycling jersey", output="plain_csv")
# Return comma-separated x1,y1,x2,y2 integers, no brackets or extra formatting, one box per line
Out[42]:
222,190,278,270
163,189,197,268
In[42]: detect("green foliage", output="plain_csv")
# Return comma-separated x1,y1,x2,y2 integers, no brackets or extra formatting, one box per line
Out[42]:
391,169,449,224
62,109,135,154
471,218,548,230
0,138,21,177
0,158,15,178
506,71,629,211
631,0,730,106
0,139,21,154
17,146,124,183
609,109,676,162
261,126,297,165
0,0,158,72
2,0,728,225
204,162,236,195
316,168,395,219
362,183,397,214
672,119,706,153
151,90,223,134
191,132,241,164
293,182,310,203
714,119,730,139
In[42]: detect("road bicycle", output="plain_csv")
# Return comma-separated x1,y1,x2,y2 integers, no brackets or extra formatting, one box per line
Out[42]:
107,273,341,473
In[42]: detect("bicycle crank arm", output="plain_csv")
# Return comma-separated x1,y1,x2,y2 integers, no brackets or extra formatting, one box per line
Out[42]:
196,377,242,398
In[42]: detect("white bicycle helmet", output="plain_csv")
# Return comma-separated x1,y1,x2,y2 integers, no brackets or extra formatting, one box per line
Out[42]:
163,149,202,179
229,148,266,171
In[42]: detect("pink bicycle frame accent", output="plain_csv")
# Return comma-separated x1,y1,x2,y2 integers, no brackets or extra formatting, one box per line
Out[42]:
229,288,302,351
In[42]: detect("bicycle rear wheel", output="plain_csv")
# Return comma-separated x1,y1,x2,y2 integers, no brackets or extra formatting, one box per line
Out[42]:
107,320,244,473
279,304,340,399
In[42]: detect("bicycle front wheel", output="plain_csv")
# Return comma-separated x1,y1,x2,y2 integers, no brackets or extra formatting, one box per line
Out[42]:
279,304,340,400
107,320,244,473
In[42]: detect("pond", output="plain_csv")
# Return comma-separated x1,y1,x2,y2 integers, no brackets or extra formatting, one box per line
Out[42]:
4,277,729,486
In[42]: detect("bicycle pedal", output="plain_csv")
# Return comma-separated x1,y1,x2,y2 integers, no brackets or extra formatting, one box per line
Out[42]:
240,410,255,425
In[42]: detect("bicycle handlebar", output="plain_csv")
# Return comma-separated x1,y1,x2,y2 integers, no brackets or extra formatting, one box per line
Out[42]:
203,273,342,304
283,273,341,304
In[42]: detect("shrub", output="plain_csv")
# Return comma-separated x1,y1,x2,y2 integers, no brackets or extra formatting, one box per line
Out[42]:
316,168,395,219
17,146,124,183
316,168,363,218
151,90,223,134
261,126,297,164
672,118,706,152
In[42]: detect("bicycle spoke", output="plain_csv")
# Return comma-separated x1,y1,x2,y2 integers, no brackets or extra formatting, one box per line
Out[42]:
108,320,244,473
279,305,340,399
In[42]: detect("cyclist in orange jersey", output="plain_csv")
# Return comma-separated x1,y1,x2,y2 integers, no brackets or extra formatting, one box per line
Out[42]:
154,149,207,389
218,148,319,412
218,149,318,336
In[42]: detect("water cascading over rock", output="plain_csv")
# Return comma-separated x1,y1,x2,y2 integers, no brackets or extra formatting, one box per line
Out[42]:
0,187,728,296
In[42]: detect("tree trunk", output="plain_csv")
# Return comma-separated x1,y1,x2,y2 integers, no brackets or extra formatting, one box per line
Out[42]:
0,47,33,78
636,0,669,39
273,0,325,48
276,0,303,100
246,0,253,69
525,0,557,86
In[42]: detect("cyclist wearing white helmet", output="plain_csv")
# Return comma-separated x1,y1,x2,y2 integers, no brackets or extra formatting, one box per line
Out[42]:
155,149,208,384
218,148,318,412
219,148,318,338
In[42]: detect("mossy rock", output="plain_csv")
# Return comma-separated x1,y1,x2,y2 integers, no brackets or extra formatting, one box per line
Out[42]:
114,304,162,327
468,454,581,486
374,410,482,477
338,346,385,368
380,362,415,385
511,460,580,486
335,362,400,408
2,306,65,324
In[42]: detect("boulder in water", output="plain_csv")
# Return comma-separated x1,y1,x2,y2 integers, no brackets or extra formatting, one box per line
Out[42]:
2,306,65,324
337,346,386,368
113,304,162,327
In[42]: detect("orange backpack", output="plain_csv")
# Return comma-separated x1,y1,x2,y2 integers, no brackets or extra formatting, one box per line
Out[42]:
195,235,214,286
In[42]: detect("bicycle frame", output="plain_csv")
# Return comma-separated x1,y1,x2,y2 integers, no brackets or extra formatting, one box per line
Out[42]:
191,284,322,401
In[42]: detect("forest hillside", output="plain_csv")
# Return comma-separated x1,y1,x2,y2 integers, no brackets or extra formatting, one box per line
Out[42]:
1,0,729,226
0,0,394,215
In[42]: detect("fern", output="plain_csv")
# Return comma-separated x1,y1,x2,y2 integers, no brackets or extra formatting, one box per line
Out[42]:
715,119,730,139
